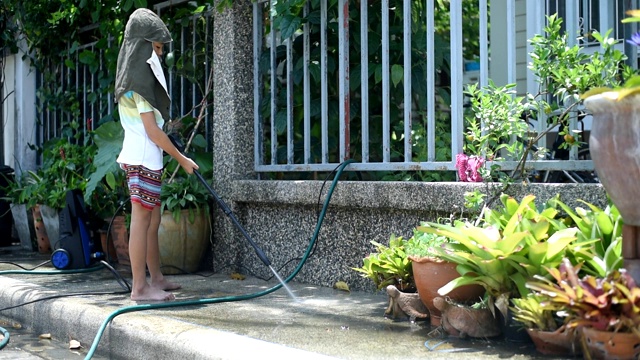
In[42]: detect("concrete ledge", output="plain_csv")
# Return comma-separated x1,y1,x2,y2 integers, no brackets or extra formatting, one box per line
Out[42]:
230,180,608,211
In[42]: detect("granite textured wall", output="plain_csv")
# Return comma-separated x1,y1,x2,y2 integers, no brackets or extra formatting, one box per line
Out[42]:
210,2,609,292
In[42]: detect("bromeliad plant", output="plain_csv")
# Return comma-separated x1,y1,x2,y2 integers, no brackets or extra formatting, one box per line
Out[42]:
550,198,623,277
422,194,585,319
526,258,640,335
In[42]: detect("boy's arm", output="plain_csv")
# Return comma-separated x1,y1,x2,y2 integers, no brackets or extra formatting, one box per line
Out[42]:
140,111,199,174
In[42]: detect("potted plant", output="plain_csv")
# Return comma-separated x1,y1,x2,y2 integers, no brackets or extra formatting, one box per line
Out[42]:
510,294,581,356
526,259,640,360
425,195,580,316
33,137,95,246
0,169,36,251
158,172,212,275
352,234,415,293
405,224,484,326
156,127,213,275
352,234,431,321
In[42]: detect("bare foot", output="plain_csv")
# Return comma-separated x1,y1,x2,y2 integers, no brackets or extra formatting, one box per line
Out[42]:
131,285,175,301
151,278,182,291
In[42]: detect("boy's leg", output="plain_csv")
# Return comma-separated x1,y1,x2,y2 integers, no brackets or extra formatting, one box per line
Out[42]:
146,206,181,290
129,202,174,301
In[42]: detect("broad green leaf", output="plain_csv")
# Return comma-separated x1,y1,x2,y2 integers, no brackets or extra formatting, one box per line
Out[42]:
391,64,403,87
504,195,536,235
84,121,123,205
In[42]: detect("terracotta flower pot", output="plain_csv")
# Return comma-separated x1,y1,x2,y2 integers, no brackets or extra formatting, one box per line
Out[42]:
526,326,581,356
110,215,130,267
582,327,640,360
99,229,118,264
409,256,485,326
32,205,51,254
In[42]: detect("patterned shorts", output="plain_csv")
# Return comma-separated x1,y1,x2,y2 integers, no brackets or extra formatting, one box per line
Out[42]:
121,164,162,211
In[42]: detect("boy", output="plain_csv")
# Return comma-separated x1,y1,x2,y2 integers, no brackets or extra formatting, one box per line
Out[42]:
114,8,199,301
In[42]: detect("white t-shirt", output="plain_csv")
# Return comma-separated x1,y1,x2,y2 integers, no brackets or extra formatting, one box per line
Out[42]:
116,91,165,170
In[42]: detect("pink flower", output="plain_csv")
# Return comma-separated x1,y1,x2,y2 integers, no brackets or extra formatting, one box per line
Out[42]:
455,153,484,182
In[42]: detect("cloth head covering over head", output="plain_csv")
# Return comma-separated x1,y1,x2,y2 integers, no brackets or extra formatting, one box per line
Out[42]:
115,8,172,121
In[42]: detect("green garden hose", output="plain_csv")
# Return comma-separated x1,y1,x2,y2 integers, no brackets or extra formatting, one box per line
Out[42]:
83,159,354,359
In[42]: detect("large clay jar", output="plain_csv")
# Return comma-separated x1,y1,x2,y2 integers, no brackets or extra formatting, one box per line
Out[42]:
409,256,485,326
584,93,640,283
584,93,640,226
158,209,211,275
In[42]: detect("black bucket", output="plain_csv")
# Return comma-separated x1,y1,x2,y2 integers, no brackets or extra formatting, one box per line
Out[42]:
0,165,15,246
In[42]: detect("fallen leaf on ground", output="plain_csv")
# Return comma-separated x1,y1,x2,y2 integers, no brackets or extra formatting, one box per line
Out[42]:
230,272,246,280
333,281,350,292
12,322,21,329
69,339,81,349
39,333,52,339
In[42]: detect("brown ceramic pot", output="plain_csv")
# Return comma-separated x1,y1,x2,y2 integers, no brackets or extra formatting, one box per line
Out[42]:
526,326,581,356
409,256,485,326
110,215,130,267
99,229,118,264
582,327,640,360
32,205,51,254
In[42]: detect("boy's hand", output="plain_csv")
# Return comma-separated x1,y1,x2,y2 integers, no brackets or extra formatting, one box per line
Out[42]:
178,155,199,174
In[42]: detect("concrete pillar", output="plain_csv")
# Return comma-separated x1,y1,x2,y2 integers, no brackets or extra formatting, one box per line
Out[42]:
211,0,257,267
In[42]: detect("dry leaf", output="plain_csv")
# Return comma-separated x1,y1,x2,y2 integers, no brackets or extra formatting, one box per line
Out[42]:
69,339,81,349
333,281,350,292
39,333,52,339
12,322,21,329
230,272,246,280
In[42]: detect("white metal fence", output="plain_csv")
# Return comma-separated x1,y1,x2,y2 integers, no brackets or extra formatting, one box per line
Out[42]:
251,0,634,177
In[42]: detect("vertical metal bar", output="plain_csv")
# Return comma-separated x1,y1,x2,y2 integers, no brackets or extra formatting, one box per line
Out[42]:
426,0,435,162
108,37,113,116
382,0,390,163
180,29,185,116
270,2,278,164
303,1,311,164
596,0,606,36
506,0,516,84
90,45,95,135
528,0,547,151
565,1,579,160
193,16,197,117
361,0,369,163
286,38,294,164
450,0,463,161
321,0,328,163
338,0,350,162
479,0,488,88
403,0,412,162
254,1,264,168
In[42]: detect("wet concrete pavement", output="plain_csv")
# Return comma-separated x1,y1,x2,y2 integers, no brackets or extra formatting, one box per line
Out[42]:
0,246,571,360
